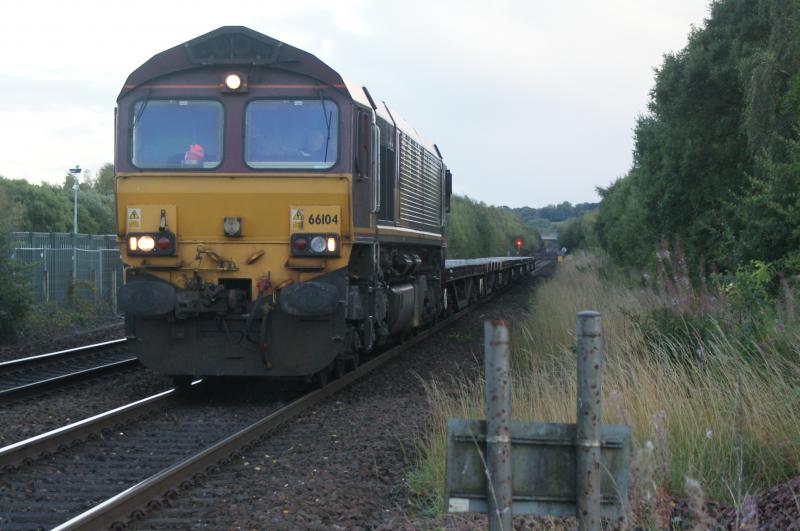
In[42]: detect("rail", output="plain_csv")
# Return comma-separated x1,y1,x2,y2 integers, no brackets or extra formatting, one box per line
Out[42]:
0,339,135,403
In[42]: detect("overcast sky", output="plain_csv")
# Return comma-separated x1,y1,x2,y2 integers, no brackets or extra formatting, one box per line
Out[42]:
0,0,709,208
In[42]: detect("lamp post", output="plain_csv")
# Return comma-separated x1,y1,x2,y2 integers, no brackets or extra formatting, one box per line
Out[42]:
69,165,81,234
69,165,81,282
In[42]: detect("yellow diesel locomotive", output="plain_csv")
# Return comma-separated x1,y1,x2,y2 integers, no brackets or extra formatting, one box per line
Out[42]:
116,27,533,385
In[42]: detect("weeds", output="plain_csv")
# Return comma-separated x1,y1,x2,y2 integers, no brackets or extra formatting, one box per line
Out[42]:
409,252,800,523
11,290,119,343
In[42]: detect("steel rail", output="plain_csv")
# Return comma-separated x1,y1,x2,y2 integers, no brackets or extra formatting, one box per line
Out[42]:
0,358,140,404
0,385,188,471
0,338,128,373
0,339,137,404
54,266,549,531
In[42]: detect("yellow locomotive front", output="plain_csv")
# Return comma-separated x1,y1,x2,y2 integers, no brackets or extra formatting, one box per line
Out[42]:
115,27,376,381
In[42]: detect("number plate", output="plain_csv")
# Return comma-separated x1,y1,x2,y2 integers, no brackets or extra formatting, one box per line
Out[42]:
290,205,341,233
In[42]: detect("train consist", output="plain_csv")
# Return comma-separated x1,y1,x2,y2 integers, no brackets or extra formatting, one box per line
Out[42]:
115,26,535,384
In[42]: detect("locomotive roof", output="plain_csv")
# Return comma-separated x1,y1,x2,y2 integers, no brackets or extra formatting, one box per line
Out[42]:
120,26,440,157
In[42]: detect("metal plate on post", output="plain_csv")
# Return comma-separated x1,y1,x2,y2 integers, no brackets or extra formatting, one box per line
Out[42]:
445,419,630,519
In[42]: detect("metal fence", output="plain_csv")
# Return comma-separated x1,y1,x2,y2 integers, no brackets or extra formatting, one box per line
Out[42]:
10,232,123,312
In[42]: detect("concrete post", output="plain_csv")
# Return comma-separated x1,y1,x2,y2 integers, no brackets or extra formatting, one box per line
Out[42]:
484,320,512,531
98,250,103,302
576,311,603,530
43,248,49,303
112,270,118,315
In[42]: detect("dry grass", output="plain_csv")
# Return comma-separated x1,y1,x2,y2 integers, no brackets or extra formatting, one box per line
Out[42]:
410,253,800,518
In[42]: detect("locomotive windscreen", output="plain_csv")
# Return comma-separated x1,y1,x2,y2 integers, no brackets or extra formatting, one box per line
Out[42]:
244,99,338,169
131,99,223,169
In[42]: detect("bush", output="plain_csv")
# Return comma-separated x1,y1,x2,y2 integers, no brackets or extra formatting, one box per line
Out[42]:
557,211,597,251
0,230,30,341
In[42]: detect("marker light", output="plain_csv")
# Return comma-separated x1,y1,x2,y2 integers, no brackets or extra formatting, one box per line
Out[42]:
225,74,242,90
128,236,138,252
137,235,155,252
326,236,337,253
310,236,326,253
156,236,171,250
294,238,308,251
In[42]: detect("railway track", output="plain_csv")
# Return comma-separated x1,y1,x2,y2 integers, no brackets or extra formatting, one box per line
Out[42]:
0,339,136,404
0,260,553,530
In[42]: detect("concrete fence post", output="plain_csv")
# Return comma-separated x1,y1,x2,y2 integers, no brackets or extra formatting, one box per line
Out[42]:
576,311,603,530
112,270,118,315
98,250,103,302
484,320,512,531
43,248,49,303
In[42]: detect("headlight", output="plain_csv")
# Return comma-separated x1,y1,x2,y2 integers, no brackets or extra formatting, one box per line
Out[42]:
225,74,242,90
126,232,176,256
310,236,326,253
138,235,155,252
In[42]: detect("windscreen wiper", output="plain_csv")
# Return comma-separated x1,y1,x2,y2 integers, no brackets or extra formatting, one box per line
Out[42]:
132,88,153,128
318,90,333,163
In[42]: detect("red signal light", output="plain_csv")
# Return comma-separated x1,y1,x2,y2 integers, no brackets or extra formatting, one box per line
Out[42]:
515,239,523,248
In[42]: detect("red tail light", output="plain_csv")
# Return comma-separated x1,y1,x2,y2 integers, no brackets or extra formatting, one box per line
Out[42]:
157,236,171,250
293,238,308,251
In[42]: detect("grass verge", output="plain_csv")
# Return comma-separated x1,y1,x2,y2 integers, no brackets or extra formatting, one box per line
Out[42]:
408,253,800,523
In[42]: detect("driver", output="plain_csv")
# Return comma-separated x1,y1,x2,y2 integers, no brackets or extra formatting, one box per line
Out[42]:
300,130,328,160
183,143,205,166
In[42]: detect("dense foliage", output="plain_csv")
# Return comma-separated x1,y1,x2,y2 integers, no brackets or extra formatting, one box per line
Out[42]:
557,211,597,251
514,201,598,224
0,189,30,339
0,163,115,235
0,164,115,340
512,201,598,237
595,0,800,273
446,195,542,258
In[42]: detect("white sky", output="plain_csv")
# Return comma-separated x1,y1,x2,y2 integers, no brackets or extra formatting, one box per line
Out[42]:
0,0,710,207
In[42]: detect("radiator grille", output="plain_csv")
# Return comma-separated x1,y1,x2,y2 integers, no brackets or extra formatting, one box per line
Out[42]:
398,133,443,230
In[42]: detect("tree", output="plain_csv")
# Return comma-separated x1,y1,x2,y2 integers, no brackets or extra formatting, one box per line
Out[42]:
446,195,542,258
94,163,115,195
595,0,800,272
0,187,30,339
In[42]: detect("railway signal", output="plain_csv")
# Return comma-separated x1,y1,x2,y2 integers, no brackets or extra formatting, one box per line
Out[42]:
514,238,523,251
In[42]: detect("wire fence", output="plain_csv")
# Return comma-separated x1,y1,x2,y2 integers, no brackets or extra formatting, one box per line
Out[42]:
10,232,123,312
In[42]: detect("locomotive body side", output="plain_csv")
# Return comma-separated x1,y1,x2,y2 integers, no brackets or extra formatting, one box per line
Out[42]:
115,27,450,381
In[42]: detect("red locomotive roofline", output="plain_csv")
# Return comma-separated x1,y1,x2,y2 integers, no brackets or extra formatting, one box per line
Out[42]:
118,26,349,102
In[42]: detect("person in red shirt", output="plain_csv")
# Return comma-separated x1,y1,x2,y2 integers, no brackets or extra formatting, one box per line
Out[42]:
184,143,205,166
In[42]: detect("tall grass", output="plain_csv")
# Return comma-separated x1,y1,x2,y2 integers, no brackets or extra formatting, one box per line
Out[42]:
410,253,800,517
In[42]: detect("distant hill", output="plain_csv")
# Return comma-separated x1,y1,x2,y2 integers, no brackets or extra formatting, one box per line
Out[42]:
505,202,599,237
